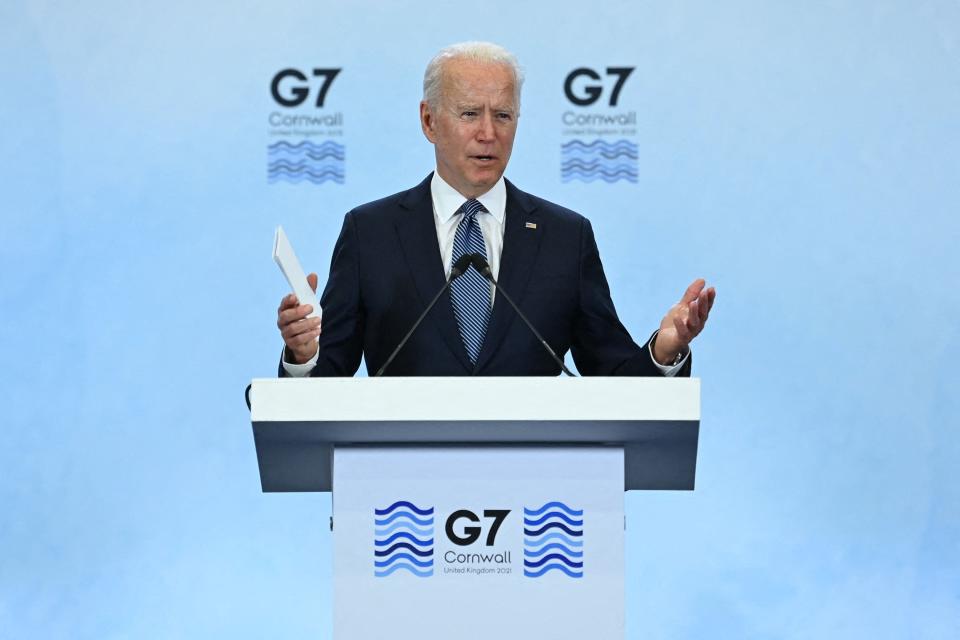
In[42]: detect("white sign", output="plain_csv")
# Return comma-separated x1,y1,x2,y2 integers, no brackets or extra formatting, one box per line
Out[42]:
332,447,625,639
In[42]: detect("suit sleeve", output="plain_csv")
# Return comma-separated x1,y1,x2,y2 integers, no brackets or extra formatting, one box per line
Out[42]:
570,217,691,377
277,212,365,377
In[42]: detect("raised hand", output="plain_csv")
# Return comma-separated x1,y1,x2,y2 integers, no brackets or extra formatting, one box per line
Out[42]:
277,272,321,364
653,278,716,366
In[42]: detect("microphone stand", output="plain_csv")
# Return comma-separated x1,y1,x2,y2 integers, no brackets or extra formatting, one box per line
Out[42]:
469,254,576,377
374,254,473,377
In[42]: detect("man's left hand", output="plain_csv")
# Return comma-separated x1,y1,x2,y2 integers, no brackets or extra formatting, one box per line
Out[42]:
653,278,716,366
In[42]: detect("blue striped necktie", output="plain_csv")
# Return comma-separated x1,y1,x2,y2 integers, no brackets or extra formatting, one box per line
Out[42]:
450,199,491,364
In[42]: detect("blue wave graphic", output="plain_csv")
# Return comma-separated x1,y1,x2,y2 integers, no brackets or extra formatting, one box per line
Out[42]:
524,522,583,537
561,165,637,175
267,140,345,186
268,170,344,181
374,531,433,547
374,542,433,557
523,502,583,579
561,149,639,160
560,139,637,183
374,553,433,569
270,150,345,161
560,173,635,184
268,160,344,171
560,164,637,175
376,501,435,517
267,169,344,184
524,564,583,578
560,161,637,173
561,139,635,151
375,521,434,537
523,553,583,569
375,562,434,578
268,140,344,152
374,511,433,528
267,149,342,158
523,510,584,528
374,502,434,578
524,502,584,518
524,532,583,548
523,542,583,558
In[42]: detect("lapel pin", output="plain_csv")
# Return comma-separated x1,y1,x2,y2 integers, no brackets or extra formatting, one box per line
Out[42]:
525,222,537,229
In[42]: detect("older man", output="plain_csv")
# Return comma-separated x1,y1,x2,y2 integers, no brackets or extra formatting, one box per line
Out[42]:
277,42,714,377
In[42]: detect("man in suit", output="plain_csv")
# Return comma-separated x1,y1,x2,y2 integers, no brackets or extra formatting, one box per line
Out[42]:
277,42,715,377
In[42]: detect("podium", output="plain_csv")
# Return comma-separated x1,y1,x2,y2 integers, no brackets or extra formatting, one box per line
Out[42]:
249,377,699,640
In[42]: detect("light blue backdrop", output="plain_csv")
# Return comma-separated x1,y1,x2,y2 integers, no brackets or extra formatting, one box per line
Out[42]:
2,1,958,638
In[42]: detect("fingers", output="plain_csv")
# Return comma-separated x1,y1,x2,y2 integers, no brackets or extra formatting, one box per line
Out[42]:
697,289,709,324
686,299,702,335
286,323,320,362
278,293,297,313
662,282,716,352
680,278,706,304
696,287,716,324
276,277,321,362
670,298,703,347
281,315,321,345
277,302,315,328
681,281,715,323
684,287,717,338
277,293,320,362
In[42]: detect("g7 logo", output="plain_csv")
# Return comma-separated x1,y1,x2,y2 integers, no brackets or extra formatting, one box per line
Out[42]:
445,509,510,546
563,67,635,107
270,68,341,107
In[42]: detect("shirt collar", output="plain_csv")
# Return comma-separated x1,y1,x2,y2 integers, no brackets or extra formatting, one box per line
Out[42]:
431,171,507,225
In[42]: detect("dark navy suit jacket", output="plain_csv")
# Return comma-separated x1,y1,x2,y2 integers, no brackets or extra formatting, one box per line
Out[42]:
279,174,690,377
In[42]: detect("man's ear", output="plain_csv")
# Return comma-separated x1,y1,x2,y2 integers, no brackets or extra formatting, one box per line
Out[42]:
420,101,437,143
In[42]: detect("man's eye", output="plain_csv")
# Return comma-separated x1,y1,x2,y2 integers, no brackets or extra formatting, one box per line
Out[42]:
462,111,477,117
497,113,513,121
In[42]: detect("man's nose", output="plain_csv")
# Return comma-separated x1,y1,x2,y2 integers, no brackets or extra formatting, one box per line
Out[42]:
476,112,495,141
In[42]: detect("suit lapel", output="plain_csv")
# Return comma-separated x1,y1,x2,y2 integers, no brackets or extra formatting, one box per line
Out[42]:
473,180,543,372
394,174,473,372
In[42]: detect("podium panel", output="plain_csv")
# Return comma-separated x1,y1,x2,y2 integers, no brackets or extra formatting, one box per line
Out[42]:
249,377,700,640
250,377,700,491
332,446,625,640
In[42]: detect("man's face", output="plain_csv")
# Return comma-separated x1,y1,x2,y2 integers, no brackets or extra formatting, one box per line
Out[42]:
420,58,518,199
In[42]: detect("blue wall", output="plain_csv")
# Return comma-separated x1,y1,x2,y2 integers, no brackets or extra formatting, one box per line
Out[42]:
2,1,958,637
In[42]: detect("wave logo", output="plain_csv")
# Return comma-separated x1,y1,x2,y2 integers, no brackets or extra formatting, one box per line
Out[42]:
561,139,637,183
267,140,345,185
523,501,583,578
374,501,434,578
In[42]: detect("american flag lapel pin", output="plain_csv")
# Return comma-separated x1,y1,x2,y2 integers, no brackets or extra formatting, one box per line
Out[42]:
525,222,537,229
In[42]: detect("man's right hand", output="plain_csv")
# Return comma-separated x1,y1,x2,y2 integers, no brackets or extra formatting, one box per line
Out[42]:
277,272,321,364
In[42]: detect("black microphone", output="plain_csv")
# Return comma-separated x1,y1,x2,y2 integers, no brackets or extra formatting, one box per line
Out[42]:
374,253,474,377
469,254,576,377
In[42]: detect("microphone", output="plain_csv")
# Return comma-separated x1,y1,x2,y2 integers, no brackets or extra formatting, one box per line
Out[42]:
374,253,474,377
469,254,576,377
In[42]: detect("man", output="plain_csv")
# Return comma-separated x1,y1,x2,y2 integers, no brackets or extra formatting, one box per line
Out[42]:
277,42,715,377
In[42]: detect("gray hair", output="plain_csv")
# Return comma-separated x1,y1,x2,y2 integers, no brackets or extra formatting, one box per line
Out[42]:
422,41,524,111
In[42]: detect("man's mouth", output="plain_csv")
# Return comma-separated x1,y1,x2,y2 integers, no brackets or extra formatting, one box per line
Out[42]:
471,155,496,162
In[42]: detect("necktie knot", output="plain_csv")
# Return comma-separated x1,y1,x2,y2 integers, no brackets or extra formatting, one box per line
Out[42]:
460,198,486,221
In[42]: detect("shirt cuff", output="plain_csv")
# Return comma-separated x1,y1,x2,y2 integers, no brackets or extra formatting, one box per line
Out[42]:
647,332,689,377
281,347,318,377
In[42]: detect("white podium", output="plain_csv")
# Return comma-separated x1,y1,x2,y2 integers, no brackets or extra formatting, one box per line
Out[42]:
249,377,700,640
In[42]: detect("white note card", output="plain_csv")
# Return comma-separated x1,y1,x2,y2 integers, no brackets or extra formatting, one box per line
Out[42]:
273,226,321,320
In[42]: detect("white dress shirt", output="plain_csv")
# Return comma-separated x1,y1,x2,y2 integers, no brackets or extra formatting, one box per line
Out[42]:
431,172,505,289
283,172,687,376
